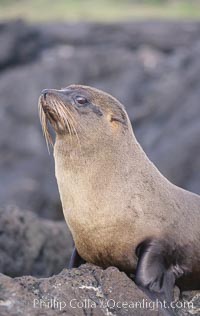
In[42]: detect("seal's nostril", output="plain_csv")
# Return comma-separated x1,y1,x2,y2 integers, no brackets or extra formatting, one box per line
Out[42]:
41,89,49,100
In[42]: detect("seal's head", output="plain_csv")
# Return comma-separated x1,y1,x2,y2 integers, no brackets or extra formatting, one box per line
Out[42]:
38,84,131,152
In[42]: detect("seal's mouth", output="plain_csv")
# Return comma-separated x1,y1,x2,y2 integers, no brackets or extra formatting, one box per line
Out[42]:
38,91,79,149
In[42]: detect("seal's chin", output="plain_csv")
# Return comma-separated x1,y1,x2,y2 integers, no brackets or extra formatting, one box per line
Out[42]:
40,96,59,126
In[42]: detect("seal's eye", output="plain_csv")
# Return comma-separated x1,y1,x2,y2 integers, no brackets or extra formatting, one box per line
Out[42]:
75,96,88,105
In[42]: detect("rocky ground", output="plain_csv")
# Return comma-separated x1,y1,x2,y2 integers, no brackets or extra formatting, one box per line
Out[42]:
0,207,72,278
0,20,200,315
0,264,200,316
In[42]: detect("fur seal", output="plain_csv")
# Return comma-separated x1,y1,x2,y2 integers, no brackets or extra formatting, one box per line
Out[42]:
39,85,200,315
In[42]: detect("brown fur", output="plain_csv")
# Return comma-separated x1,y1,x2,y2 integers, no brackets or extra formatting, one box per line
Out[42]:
39,84,200,289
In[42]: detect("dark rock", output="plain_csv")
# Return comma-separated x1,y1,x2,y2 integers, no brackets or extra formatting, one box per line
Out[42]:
38,21,200,52
0,264,199,316
0,207,73,277
0,21,200,219
0,20,42,70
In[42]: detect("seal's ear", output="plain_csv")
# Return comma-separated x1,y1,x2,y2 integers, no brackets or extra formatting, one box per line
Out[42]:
110,116,125,124
107,110,127,127
135,239,184,316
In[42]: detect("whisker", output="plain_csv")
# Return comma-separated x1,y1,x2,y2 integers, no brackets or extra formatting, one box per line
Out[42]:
53,99,73,143
54,98,81,148
64,105,81,148
54,95,83,132
59,104,73,142
38,95,84,154
38,99,53,153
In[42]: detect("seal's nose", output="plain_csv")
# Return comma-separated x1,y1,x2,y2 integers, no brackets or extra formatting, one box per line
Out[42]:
41,89,50,100
41,88,63,100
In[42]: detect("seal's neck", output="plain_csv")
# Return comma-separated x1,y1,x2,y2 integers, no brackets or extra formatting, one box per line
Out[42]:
54,131,168,207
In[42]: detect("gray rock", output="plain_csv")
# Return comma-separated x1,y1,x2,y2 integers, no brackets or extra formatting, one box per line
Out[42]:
0,264,199,316
38,21,200,52
0,20,42,70
1,21,200,219
0,207,73,277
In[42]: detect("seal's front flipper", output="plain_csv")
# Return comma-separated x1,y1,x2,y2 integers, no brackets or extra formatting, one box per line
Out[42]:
135,239,183,316
68,247,86,269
